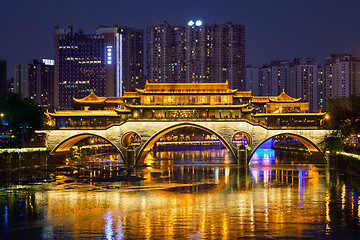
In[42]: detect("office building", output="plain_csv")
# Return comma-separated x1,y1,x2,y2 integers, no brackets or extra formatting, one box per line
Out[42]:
14,59,55,111
54,25,143,110
146,21,245,90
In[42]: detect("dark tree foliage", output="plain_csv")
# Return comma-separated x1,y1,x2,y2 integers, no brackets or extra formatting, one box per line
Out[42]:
326,94,360,138
0,93,46,143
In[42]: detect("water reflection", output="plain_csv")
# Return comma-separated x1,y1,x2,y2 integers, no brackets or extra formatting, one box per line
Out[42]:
250,139,324,164
0,149,360,239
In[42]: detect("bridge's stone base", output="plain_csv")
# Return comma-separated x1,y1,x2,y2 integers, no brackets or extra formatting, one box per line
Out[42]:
46,121,331,165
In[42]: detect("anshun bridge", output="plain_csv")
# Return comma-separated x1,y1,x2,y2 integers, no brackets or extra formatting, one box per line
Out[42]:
45,82,331,165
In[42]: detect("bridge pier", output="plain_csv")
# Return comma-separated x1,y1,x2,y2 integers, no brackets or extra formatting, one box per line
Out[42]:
48,151,68,165
237,145,248,165
125,148,137,167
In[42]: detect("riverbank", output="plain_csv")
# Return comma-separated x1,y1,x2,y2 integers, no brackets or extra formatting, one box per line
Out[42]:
0,148,49,169
330,152,360,174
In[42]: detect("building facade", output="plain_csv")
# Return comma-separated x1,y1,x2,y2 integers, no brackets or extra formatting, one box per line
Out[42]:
54,25,143,110
324,54,360,105
146,21,245,90
245,65,259,95
258,60,291,97
290,58,318,110
14,59,55,111
49,82,325,129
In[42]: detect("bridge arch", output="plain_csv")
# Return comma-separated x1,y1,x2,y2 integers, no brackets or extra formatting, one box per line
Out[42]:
136,122,237,164
50,133,125,162
249,133,325,164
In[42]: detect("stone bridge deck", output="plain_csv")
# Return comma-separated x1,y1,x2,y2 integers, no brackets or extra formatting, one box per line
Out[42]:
45,120,331,165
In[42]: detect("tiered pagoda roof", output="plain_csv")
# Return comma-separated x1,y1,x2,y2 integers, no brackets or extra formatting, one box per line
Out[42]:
251,90,301,104
269,90,301,103
136,81,237,94
73,92,124,104
123,103,249,109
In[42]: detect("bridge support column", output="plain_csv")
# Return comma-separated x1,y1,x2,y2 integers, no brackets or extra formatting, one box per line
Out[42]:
125,148,136,167
48,151,68,165
237,147,248,165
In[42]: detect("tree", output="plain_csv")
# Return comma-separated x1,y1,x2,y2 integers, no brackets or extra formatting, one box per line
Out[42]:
0,93,46,144
326,94,360,138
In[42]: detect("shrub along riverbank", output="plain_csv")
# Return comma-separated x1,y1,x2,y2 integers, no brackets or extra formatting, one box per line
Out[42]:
0,148,50,169
330,152,360,174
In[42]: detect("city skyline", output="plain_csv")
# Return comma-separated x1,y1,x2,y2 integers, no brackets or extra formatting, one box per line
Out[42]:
1,0,360,78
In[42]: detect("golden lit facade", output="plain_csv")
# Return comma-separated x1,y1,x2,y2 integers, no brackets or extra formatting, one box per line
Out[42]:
48,82,326,128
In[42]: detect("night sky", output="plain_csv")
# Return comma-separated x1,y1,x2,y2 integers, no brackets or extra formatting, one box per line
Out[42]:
1,0,359,78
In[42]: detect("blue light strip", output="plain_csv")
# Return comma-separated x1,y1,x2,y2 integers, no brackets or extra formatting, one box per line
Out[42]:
106,46,112,65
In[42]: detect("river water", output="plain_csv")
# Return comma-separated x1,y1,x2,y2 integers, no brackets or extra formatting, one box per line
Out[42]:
1,146,360,239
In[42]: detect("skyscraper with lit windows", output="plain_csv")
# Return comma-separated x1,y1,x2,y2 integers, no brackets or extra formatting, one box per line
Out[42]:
146,21,245,90
54,25,143,110
324,54,360,106
14,59,55,111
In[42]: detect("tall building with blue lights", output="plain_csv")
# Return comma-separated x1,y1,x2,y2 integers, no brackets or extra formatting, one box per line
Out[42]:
54,25,143,110
146,21,245,90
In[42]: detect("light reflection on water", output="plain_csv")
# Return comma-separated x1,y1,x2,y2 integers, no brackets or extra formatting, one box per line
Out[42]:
0,148,360,239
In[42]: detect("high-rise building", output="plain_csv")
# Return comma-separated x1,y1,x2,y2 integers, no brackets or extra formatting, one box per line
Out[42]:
14,59,55,111
258,60,291,96
54,25,143,110
0,60,6,95
245,65,259,95
317,67,325,110
146,21,245,90
258,64,271,96
324,54,360,105
290,58,318,110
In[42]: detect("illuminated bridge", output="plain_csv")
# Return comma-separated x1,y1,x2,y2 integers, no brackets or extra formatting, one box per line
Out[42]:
45,82,331,165
45,120,330,165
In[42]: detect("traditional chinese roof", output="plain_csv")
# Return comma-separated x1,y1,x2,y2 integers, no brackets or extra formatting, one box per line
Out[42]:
242,107,259,113
123,103,249,109
269,90,301,103
136,81,237,94
122,92,140,98
254,112,326,117
234,90,252,98
48,110,120,117
73,92,106,103
73,92,124,104
250,90,301,104
114,108,133,114
251,96,271,104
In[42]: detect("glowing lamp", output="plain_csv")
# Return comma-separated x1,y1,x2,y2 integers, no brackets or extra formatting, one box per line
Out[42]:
195,20,203,26
188,20,194,26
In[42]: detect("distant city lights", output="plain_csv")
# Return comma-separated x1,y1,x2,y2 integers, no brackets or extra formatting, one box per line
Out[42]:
42,59,54,65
